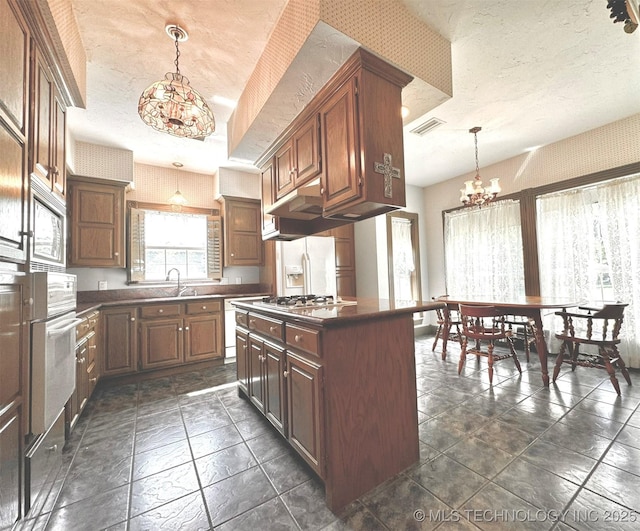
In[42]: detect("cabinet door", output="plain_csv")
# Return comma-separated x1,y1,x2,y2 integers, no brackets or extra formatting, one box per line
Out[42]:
0,411,21,529
0,0,29,263
320,76,361,211
248,337,265,411
31,47,53,188
264,341,286,436
286,351,323,476
260,158,278,237
0,280,25,423
223,198,262,266
184,313,222,363
102,307,137,376
68,179,125,267
274,139,295,199
69,340,89,430
51,87,66,200
293,114,321,187
236,330,249,394
140,318,183,370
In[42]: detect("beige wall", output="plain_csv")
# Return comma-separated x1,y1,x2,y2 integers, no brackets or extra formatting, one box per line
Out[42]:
422,113,640,304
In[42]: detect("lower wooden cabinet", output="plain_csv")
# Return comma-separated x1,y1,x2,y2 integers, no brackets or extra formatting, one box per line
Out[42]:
237,311,323,474
0,410,22,528
102,306,138,376
68,311,100,433
286,350,323,475
103,299,223,378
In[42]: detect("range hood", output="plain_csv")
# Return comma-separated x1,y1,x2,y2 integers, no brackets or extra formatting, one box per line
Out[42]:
265,179,323,220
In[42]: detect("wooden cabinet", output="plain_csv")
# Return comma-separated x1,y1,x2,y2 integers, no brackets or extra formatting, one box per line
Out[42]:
67,311,100,433
139,300,223,371
245,319,287,437
286,350,323,476
67,176,126,268
31,45,66,201
256,49,412,237
0,0,30,263
237,311,322,468
331,224,356,297
274,114,321,200
101,299,223,379
0,273,27,528
220,196,263,266
102,306,138,377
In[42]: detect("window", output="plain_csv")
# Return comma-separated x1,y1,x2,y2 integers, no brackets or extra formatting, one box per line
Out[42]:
128,202,222,283
387,211,422,308
444,200,524,299
536,174,640,365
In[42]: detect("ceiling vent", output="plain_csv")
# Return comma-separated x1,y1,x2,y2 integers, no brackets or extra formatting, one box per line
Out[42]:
409,117,445,136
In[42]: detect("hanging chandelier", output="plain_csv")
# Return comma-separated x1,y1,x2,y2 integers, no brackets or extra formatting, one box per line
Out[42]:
459,126,501,207
138,25,215,139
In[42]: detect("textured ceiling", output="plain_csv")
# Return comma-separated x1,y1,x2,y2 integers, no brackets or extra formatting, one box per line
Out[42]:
67,0,640,187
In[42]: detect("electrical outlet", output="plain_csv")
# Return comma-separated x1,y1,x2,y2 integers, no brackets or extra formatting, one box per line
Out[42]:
235,277,242,284
98,280,108,290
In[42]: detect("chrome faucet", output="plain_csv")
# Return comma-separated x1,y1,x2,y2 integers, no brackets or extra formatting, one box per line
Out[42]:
166,268,186,296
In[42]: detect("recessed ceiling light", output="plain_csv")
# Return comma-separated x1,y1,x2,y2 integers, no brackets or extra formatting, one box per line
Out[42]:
401,105,410,118
172,161,184,167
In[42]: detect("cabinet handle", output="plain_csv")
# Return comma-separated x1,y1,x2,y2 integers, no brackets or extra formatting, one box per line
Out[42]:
114,252,119,257
46,444,58,453
231,253,235,257
184,326,189,331
320,187,325,196
269,326,277,333
130,317,136,322
202,305,207,310
77,357,86,364
90,377,97,383
19,230,34,237
249,319,256,329
178,327,183,331
89,345,97,350
158,309,164,313
294,334,302,343
283,370,289,378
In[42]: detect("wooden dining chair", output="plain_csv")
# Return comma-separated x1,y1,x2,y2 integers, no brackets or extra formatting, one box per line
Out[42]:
458,304,522,384
553,303,630,395
431,297,463,360
502,315,535,362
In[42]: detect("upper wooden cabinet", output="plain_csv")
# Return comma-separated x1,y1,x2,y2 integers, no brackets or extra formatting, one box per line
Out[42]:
220,196,263,266
0,0,30,264
256,48,412,239
274,114,321,201
67,176,127,268
31,44,66,202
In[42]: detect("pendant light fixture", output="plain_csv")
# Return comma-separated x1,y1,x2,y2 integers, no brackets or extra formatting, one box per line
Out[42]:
459,126,501,207
138,24,215,138
169,163,187,207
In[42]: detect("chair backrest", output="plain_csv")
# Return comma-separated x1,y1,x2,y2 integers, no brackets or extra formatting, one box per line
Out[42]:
432,296,461,323
557,303,627,342
458,304,506,338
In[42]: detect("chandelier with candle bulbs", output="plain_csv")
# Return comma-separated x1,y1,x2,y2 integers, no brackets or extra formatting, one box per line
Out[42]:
138,25,215,139
459,126,501,207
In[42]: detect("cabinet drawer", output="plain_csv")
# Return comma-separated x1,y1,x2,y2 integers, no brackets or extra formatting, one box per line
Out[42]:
186,300,221,314
140,303,182,318
76,317,90,340
286,323,320,357
248,313,284,342
235,310,248,327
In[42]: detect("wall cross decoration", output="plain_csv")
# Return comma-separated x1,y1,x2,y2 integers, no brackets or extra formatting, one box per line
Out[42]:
374,153,401,198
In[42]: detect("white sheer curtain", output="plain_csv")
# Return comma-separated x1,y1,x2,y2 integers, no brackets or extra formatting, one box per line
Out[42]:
444,200,525,299
391,217,415,307
537,174,640,367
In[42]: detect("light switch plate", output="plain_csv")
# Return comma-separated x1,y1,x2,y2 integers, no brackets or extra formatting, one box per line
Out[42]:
98,281,108,290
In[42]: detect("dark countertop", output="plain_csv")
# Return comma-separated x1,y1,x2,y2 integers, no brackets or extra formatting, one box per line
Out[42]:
76,293,268,316
231,298,444,327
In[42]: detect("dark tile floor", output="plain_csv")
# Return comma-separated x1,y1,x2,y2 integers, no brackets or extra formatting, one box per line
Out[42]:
14,336,640,531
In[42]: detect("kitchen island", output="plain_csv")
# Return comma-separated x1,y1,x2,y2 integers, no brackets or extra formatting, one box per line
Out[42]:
232,297,444,513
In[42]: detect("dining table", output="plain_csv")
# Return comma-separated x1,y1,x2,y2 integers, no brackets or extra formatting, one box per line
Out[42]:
436,295,581,386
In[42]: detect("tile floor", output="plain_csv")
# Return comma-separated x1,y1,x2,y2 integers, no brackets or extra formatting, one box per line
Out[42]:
14,336,640,531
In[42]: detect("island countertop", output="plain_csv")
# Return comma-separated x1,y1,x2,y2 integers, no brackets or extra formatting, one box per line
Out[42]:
231,297,444,326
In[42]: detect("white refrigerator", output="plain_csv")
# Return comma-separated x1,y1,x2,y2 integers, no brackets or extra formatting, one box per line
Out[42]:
275,236,337,297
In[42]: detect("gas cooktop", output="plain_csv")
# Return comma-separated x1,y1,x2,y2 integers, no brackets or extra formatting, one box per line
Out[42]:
255,295,357,310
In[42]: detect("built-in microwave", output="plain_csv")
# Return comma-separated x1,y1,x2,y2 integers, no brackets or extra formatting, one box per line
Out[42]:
30,177,66,272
